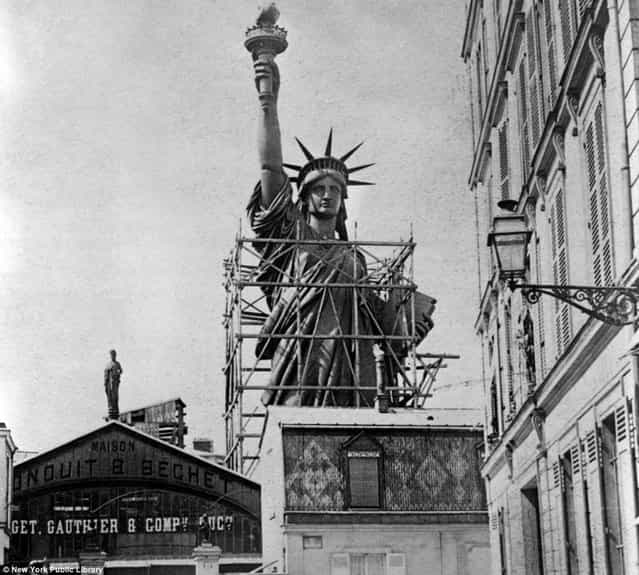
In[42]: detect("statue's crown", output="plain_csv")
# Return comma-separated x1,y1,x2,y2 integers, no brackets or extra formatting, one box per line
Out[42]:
284,129,374,198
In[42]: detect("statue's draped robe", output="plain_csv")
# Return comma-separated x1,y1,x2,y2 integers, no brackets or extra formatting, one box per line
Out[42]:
248,178,379,406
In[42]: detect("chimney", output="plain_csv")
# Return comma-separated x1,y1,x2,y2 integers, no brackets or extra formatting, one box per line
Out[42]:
193,438,214,453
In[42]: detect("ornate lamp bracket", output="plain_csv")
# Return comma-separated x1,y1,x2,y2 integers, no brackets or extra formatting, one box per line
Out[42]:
515,284,639,326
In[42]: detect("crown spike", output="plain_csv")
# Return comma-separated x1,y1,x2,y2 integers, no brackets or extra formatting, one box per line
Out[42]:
340,141,364,163
283,163,302,172
347,162,375,174
325,128,333,157
295,137,315,161
347,179,375,186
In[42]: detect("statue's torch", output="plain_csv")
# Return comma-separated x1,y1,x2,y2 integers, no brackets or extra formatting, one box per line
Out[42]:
245,3,288,107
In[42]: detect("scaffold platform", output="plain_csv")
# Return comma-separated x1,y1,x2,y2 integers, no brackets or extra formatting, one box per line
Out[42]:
223,233,457,474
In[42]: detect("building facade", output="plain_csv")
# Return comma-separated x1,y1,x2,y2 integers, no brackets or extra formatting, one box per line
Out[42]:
254,407,490,575
0,423,17,564
10,421,261,573
462,0,639,573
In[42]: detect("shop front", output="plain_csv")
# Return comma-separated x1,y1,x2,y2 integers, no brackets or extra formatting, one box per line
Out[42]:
10,421,261,573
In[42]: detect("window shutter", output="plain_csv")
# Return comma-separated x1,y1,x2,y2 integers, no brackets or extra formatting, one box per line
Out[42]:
348,456,380,507
387,553,407,575
533,235,546,379
527,10,541,151
615,403,629,453
559,0,578,64
330,553,350,575
585,101,614,286
551,190,571,356
476,47,484,116
542,0,558,106
498,120,510,200
517,58,530,175
585,430,599,467
504,308,515,415
552,460,562,488
570,444,581,477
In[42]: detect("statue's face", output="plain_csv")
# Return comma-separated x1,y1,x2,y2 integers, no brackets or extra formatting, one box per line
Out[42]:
306,176,343,219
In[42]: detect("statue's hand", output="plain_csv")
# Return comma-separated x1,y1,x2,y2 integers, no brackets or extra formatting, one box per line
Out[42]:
254,58,280,102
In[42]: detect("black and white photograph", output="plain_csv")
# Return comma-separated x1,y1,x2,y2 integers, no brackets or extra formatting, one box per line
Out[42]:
1,0,638,573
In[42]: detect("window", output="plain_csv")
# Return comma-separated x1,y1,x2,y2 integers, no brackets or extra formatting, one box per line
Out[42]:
330,553,406,575
521,486,543,575
489,377,499,439
584,100,614,286
343,433,383,509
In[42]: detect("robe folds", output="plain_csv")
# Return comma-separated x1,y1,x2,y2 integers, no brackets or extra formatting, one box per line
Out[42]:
248,178,434,407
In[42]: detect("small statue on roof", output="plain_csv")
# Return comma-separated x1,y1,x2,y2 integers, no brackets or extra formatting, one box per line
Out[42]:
104,349,123,419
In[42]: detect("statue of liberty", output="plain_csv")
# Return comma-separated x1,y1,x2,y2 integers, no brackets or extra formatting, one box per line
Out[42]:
245,5,435,407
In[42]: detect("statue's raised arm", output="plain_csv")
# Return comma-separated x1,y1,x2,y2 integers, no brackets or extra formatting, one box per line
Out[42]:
255,59,284,204
245,3,288,207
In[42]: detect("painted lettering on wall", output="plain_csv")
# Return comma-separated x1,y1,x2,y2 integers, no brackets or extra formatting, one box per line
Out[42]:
10,515,233,536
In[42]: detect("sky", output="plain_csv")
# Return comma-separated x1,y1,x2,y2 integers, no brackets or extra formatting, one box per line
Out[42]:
0,0,480,454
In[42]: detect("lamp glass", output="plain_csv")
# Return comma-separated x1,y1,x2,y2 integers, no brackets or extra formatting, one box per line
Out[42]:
489,215,529,279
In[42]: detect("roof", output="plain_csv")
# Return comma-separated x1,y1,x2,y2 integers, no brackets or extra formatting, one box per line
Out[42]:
267,406,483,430
119,396,186,415
14,419,258,487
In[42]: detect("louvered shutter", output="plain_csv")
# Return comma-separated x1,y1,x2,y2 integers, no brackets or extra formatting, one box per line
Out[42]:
559,0,578,64
330,553,350,575
518,58,530,175
537,457,555,569
584,429,607,569
615,403,629,453
542,0,558,106
498,120,510,201
533,235,546,379
527,10,542,151
504,309,515,416
551,190,571,356
387,553,406,575
550,459,566,572
584,101,614,286
571,443,590,570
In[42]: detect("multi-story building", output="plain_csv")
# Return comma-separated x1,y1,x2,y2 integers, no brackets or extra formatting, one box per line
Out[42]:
0,423,17,564
462,1,639,573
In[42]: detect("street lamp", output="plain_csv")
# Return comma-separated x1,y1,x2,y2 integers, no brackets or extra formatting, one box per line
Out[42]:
487,215,531,284
487,215,639,326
